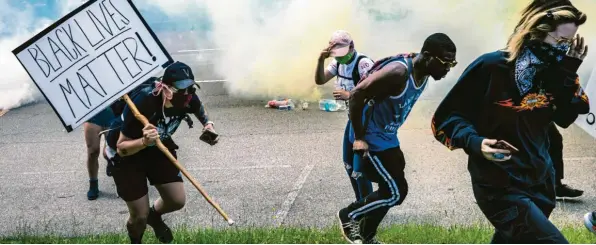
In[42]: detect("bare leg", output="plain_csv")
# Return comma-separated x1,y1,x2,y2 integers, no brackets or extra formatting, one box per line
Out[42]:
84,122,103,200
145,182,186,243
125,194,150,244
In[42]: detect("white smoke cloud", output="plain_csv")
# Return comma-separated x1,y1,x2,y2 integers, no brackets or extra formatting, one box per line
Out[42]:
2,0,596,110
0,0,53,110
169,0,596,100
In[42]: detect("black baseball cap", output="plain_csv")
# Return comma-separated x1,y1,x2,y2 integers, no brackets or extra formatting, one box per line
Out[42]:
162,61,195,89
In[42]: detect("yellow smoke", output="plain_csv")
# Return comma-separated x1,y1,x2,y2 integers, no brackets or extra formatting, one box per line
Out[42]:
199,0,596,100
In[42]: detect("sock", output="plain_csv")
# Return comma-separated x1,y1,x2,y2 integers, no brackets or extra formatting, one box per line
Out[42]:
89,179,98,189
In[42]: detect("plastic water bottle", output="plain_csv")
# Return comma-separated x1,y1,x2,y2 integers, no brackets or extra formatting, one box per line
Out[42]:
278,99,294,111
336,100,347,111
319,99,339,112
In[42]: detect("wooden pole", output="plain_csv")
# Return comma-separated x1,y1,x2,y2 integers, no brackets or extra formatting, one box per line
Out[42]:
121,94,234,225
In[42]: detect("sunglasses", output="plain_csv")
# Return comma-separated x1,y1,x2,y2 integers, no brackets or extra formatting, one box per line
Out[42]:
434,56,458,68
548,33,577,45
171,85,196,94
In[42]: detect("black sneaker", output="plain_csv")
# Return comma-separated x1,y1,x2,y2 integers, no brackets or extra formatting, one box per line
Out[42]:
363,237,382,244
147,207,173,243
337,208,363,244
87,180,99,200
556,184,584,198
128,233,143,244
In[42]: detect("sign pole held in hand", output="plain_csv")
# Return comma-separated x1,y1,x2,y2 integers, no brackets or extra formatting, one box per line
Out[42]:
12,0,233,225
121,94,234,225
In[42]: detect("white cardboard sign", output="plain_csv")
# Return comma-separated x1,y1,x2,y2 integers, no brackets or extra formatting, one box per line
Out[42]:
576,66,596,138
12,0,173,132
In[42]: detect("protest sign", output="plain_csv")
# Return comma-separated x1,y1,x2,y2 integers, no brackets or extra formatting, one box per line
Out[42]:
12,0,173,132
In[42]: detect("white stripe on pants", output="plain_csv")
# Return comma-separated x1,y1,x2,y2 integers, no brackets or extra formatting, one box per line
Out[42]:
348,153,401,219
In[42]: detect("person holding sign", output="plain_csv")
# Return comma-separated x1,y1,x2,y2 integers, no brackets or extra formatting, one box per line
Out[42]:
109,62,216,244
314,30,375,203
431,0,589,243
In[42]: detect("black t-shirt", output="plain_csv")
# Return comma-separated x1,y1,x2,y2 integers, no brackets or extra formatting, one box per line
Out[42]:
119,87,202,153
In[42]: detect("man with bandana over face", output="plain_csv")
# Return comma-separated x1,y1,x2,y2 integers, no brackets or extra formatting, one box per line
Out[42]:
107,61,216,244
431,0,589,243
315,30,375,203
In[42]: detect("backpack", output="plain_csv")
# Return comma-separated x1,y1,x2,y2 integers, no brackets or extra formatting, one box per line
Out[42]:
105,77,159,150
109,77,159,117
335,54,373,86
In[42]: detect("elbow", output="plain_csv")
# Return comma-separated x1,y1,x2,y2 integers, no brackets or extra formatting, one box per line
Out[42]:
315,77,325,85
116,143,129,157
578,104,590,115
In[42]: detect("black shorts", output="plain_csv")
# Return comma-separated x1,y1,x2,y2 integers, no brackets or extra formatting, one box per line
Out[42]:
112,148,183,202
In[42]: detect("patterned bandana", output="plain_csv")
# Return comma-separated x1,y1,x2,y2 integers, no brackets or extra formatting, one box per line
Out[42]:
514,40,570,95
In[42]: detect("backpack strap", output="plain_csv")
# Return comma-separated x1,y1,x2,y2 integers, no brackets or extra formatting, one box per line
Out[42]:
353,55,368,86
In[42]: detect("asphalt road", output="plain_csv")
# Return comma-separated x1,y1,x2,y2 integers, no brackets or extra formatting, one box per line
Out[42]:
0,96,595,237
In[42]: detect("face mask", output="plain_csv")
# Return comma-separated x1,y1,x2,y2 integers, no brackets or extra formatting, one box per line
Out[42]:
170,86,195,108
335,52,354,64
553,43,571,54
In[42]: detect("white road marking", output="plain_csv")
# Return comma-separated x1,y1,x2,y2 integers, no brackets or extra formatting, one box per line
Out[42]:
274,164,315,227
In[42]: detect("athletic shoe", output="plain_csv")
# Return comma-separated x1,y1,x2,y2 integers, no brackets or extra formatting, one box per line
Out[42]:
147,207,174,243
337,208,363,244
87,179,99,200
363,237,382,244
128,233,142,244
584,211,596,235
555,184,583,198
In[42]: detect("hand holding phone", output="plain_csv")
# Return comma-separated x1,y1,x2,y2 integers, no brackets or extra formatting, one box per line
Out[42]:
480,139,515,162
493,140,519,154
200,129,219,146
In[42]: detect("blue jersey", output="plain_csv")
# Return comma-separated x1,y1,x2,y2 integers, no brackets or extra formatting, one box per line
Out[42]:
350,53,428,152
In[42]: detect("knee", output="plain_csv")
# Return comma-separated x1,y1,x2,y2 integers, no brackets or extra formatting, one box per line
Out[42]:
128,212,148,227
167,195,186,211
87,145,100,159
387,184,408,207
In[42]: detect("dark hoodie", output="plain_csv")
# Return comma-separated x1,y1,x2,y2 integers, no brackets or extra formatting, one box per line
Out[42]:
431,50,589,188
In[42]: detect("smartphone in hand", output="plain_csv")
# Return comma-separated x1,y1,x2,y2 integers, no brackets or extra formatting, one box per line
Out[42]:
494,140,519,154
199,129,219,146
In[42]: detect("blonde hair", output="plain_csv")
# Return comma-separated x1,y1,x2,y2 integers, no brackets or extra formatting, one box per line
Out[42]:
505,3,587,62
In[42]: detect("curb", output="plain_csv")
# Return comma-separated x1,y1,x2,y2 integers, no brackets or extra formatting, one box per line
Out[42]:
196,80,228,96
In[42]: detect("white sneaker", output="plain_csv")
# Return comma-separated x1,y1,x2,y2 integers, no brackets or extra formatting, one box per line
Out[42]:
584,211,596,235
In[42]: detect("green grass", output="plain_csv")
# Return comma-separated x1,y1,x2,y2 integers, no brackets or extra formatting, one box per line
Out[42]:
1,224,595,244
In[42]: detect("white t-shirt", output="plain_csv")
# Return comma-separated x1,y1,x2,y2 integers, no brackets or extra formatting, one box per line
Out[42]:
326,52,374,92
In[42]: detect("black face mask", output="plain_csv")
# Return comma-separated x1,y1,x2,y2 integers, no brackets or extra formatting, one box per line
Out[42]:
170,86,196,108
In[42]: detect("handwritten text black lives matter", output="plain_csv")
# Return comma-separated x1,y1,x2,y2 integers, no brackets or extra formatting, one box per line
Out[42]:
27,0,159,120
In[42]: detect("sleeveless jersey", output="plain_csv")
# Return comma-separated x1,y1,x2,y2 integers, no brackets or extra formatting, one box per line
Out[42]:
349,53,429,152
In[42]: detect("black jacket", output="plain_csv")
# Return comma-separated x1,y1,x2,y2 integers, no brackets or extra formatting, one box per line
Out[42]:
431,50,589,188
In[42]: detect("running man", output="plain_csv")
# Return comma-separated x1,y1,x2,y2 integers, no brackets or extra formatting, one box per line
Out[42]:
106,62,216,244
315,30,375,202
338,33,457,244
